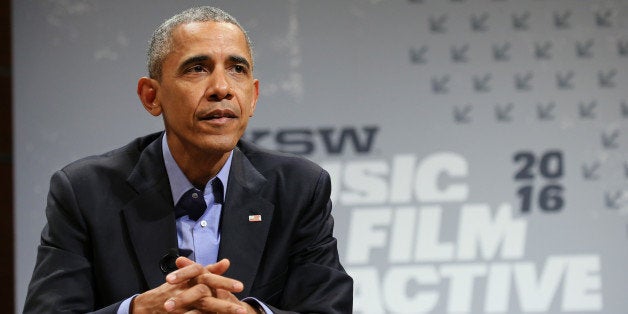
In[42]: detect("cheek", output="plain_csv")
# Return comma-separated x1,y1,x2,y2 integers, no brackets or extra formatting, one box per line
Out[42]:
239,90,257,114
161,89,199,117
162,104,195,130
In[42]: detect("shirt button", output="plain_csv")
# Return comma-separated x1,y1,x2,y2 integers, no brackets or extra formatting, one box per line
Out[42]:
200,220,208,228
192,192,199,199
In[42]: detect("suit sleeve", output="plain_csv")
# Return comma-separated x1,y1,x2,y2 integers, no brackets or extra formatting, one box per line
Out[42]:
268,169,353,314
23,170,122,314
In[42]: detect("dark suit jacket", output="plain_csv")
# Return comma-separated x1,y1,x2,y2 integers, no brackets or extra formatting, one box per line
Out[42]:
24,132,353,313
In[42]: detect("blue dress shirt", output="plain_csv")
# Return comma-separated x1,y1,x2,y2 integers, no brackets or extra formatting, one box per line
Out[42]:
162,136,231,266
118,135,269,313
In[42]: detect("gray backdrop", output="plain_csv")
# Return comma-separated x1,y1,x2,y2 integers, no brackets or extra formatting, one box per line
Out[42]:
13,0,628,313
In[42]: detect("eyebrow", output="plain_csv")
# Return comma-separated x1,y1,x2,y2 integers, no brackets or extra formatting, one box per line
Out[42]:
229,55,251,70
178,55,209,72
178,54,252,72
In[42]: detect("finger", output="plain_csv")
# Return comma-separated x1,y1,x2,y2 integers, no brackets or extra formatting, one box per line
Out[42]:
168,258,232,285
175,256,196,269
205,258,231,275
195,296,247,314
163,283,211,312
133,280,198,313
165,284,246,314
215,289,240,302
195,272,244,293
166,261,205,284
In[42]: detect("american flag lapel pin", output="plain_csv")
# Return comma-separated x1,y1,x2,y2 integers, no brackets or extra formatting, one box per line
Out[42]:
248,214,262,222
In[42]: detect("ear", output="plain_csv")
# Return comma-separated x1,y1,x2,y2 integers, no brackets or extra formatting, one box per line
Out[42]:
249,79,260,117
137,77,162,116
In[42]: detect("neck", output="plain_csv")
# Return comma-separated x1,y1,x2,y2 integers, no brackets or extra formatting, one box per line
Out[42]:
167,139,230,188
178,152,228,188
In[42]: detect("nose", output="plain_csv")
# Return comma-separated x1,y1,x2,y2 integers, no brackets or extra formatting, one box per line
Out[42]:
206,68,234,101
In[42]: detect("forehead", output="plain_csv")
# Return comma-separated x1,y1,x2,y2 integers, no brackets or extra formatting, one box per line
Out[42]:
169,21,251,60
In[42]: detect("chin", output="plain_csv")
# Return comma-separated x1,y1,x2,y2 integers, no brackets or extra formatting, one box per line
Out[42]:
200,135,239,153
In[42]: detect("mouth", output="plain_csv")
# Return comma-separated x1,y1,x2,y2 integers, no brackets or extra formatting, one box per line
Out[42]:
199,108,237,121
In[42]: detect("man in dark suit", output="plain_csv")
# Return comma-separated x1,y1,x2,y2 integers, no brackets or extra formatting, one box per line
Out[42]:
24,6,352,314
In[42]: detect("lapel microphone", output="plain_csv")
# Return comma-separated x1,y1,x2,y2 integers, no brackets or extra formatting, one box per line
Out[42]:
159,248,179,274
159,248,194,274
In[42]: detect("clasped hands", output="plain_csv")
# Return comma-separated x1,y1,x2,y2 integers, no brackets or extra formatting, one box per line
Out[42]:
132,257,260,314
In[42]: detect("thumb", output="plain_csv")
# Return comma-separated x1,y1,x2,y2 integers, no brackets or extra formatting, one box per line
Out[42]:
205,258,231,275
174,256,196,269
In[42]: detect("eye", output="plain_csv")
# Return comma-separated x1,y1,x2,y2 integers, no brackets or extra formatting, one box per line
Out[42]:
184,64,206,74
233,64,247,74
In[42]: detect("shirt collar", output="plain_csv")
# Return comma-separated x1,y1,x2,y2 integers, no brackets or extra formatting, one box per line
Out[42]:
161,134,232,206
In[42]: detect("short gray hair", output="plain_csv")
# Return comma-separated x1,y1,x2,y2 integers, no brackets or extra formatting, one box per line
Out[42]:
147,6,254,80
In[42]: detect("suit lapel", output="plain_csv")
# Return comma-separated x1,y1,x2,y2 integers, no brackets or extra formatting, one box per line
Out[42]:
122,134,178,289
119,136,274,292
219,146,274,297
